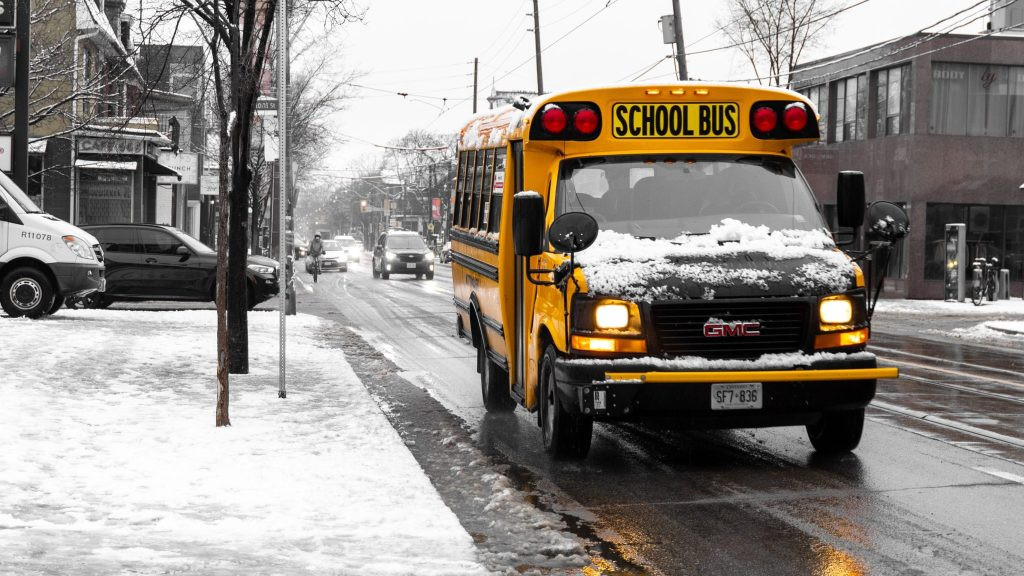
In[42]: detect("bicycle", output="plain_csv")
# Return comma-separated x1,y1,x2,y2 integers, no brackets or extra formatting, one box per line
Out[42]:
969,257,998,306
311,254,321,283
970,258,985,306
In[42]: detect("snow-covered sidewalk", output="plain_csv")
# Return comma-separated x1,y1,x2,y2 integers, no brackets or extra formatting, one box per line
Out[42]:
0,310,489,575
872,297,1024,348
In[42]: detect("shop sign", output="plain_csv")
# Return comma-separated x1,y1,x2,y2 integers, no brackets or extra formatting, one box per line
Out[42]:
79,137,146,155
156,151,199,185
0,134,11,172
200,165,219,196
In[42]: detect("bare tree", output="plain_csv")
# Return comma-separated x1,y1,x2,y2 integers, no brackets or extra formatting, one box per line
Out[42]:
140,0,363,425
718,0,841,87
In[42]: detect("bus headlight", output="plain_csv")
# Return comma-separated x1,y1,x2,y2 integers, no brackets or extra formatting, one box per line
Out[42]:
595,303,629,329
573,298,643,337
63,235,95,260
819,296,853,325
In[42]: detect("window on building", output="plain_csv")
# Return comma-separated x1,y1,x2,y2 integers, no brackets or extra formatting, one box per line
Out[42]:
931,62,1024,137
875,64,911,136
925,203,1024,283
833,74,866,142
799,84,828,142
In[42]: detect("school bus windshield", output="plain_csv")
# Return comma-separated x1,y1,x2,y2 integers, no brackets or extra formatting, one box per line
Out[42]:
555,154,826,238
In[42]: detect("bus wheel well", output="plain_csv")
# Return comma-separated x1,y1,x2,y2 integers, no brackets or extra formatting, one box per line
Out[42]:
535,326,557,426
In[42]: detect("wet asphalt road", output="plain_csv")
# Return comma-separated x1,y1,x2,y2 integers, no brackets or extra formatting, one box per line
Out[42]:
295,256,1024,575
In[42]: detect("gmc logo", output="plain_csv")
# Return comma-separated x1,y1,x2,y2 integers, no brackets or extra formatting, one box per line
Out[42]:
703,320,761,338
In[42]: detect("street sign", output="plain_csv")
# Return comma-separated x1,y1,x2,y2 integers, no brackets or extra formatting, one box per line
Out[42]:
0,0,15,29
0,35,13,88
255,96,278,117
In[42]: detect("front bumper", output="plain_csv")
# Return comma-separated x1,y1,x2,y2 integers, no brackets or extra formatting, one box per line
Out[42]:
249,272,280,302
51,261,104,298
384,261,433,274
553,356,895,428
320,258,347,271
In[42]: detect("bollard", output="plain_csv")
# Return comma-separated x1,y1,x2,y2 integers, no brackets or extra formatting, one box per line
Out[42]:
999,268,1010,301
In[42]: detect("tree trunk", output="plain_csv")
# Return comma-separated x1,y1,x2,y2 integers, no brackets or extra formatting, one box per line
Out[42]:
216,118,232,427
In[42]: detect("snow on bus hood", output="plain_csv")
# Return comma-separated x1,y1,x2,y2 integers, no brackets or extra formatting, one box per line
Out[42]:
575,219,855,302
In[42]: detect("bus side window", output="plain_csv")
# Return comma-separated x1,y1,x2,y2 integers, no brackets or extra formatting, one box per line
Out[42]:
488,148,507,233
453,151,467,229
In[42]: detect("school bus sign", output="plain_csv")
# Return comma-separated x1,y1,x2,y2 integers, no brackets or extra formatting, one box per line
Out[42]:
611,102,740,139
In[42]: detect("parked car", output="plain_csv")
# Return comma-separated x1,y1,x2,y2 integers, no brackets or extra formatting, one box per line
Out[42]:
305,239,348,273
79,224,279,310
372,230,435,280
332,235,362,262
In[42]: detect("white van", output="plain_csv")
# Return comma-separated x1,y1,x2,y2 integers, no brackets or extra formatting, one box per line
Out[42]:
0,171,105,318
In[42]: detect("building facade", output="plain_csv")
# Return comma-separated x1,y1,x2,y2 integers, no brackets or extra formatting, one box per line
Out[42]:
0,0,190,230
791,32,1024,299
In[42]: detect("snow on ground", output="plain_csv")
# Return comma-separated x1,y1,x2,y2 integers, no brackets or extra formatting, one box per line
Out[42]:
872,297,1024,348
0,310,489,576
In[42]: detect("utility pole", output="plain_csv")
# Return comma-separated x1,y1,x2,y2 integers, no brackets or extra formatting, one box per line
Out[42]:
671,0,687,81
531,0,543,94
472,57,478,113
13,0,30,192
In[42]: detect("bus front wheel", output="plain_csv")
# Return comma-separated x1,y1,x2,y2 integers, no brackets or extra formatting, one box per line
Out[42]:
806,408,864,453
539,345,592,458
480,345,516,412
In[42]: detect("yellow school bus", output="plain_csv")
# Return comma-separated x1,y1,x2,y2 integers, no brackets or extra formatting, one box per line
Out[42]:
451,83,905,458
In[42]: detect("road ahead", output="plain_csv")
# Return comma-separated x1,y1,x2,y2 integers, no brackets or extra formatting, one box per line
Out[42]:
296,256,1024,575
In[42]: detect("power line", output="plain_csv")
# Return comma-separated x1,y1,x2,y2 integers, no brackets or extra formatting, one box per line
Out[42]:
492,0,623,87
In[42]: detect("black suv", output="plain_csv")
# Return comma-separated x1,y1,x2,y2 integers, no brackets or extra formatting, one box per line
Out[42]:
371,230,435,280
80,224,279,309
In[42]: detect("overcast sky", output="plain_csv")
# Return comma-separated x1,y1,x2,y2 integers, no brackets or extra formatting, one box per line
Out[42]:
319,0,994,174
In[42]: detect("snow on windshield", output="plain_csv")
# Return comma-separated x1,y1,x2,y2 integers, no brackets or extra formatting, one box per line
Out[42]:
576,220,853,302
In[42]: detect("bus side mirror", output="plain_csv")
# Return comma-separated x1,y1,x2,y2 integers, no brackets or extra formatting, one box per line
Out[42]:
836,171,865,229
865,201,910,244
548,212,598,254
513,192,546,256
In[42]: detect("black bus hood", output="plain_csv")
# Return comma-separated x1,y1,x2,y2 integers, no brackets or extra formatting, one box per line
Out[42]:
576,229,856,302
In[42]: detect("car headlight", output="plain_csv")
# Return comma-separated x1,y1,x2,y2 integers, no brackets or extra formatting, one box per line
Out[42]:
63,235,95,260
819,296,853,324
247,264,275,275
424,251,435,262
386,251,397,260
595,303,629,329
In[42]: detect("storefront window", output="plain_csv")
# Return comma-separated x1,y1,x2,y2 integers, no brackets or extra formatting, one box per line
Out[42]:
78,170,133,225
931,62,1024,137
799,84,828,142
925,203,1024,282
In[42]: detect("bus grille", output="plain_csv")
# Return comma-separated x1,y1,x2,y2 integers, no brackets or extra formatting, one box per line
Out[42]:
650,299,810,359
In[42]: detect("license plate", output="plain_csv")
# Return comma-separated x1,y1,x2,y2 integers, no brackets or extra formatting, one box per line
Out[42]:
711,382,762,410
406,263,416,269
611,102,740,139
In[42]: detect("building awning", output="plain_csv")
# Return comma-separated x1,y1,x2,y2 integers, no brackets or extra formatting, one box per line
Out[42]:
75,160,137,171
144,155,182,181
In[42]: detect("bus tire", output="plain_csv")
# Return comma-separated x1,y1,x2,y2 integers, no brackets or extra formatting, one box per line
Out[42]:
1,267,55,319
480,345,516,412
806,408,864,453
539,344,592,458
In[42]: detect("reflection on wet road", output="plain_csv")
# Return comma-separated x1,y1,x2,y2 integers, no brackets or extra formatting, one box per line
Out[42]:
298,261,1024,575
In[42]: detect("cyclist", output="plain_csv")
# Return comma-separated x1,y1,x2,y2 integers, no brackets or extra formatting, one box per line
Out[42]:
308,234,324,281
